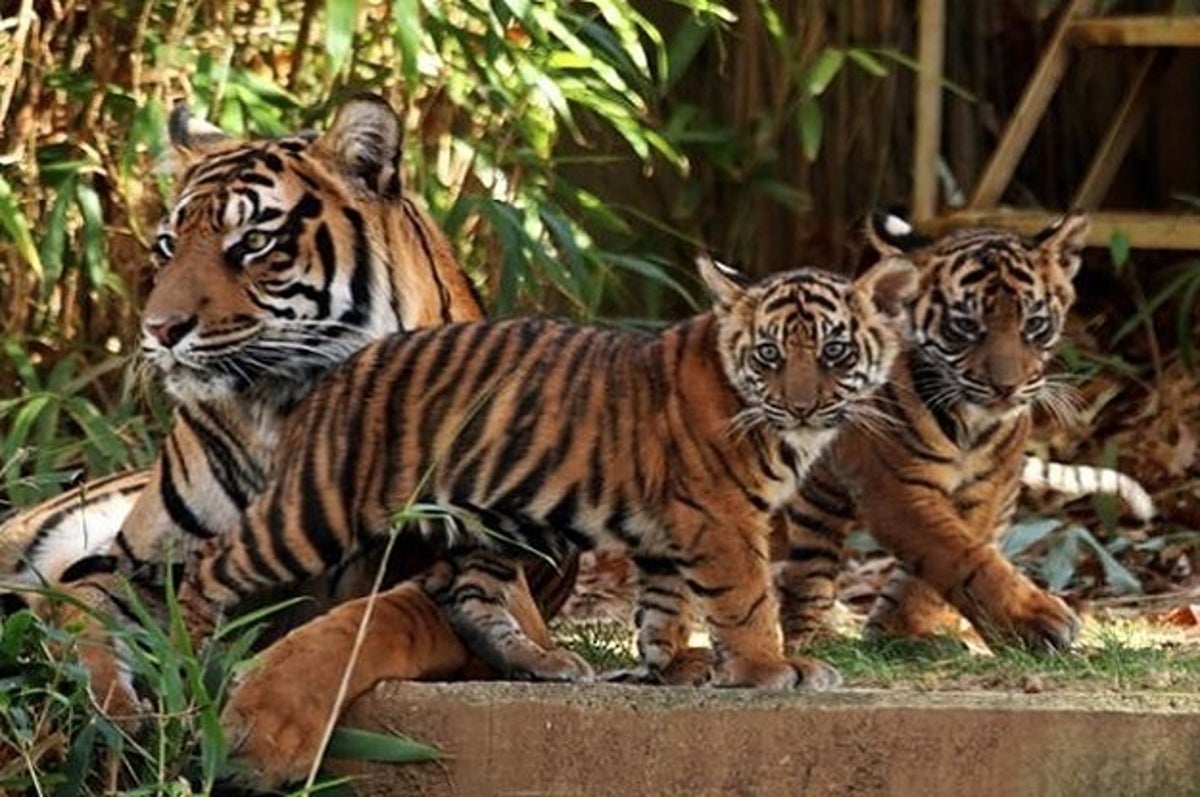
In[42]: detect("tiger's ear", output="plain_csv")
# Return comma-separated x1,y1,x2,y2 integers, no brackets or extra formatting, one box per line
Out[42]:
318,94,404,199
696,255,749,307
865,212,929,257
167,101,231,174
855,256,918,320
1033,211,1089,281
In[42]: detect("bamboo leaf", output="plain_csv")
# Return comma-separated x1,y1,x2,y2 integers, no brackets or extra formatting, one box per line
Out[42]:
846,47,888,77
392,0,423,84
326,0,361,75
0,175,42,278
326,727,441,764
806,48,845,96
799,98,823,162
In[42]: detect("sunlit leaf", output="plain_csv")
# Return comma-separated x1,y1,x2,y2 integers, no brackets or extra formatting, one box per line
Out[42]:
806,48,844,96
326,0,361,76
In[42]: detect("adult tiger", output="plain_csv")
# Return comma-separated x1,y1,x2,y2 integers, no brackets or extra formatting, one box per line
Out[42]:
174,255,918,704
775,212,1099,652
1,94,573,716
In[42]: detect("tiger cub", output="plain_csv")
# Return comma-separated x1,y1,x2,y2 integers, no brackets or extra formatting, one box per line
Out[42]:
177,256,917,689
776,212,1090,652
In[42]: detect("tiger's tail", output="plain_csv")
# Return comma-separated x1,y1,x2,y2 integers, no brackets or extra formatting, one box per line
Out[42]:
1021,456,1155,522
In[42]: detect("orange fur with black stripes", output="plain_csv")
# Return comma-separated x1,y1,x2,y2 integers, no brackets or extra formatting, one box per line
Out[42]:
4,95,574,726
177,256,917,693
775,213,1089,651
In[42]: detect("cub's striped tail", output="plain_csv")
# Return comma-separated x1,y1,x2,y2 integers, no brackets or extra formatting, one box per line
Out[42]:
1022,457,1155,522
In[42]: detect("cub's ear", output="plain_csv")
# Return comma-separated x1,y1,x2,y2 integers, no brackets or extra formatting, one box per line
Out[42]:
696,255,749,307
1033,211,1089,281
855,256,918,319
318,93,404,199
167,101,231,175
865,212,929,257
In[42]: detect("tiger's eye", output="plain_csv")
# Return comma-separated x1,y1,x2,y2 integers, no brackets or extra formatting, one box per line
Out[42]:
820,340,855,367
242,230,272,252
754,341,782,368
946,315,982,342
1024,315,1051,339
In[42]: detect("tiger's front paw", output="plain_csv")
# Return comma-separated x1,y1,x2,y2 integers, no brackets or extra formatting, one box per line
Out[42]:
220,652,336,788
995,590,1081,653
604,647,716,686
504,646,595,682
715,655,842,690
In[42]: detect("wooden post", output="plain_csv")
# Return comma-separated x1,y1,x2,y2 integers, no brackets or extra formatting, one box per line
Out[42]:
968,0,1096,209
911,0,946,223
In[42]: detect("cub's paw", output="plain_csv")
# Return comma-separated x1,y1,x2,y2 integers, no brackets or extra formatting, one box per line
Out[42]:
505,646,595,683
715,655,842,690
1001,591,1081,653
604,647,716,686
220,659,336,789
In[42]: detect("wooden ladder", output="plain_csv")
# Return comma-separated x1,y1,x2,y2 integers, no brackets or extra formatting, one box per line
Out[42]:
911,0,1200,249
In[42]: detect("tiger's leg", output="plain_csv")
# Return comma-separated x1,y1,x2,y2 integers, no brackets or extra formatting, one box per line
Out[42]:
861,499,1079,651
611,557,713,685
431,547,592,681
862,566,963,641
38,573,151,725
672,510,841,690
774,457,857,650
867,490,1014,642
222,567,553,789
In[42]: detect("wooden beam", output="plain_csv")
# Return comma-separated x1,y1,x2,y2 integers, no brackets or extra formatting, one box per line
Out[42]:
1070,16,1200,47
1073,50,1173,209
919,209,1200,251
968,0,1096,209
911,0,946,223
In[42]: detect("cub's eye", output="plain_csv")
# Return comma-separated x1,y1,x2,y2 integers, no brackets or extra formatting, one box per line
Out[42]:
154,233,175,261
945,314,982,343
753,341,782,368
1024,315,1052,340
242,230,273,254
820,340,856,367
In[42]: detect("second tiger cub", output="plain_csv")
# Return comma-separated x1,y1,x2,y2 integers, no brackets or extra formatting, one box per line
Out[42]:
178,256,916,688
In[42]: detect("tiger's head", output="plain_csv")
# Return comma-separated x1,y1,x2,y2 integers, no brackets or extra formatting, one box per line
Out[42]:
867,213,1088,416
142,95,476,405
701,255,916,434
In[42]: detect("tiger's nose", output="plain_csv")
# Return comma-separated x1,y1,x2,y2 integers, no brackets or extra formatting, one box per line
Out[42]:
143,314,197,348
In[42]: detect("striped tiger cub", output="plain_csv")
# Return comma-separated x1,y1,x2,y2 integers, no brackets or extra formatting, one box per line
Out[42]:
776,212,1096,652
178,255,918,689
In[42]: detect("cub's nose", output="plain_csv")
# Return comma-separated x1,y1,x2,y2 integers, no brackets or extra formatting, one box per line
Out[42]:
143,314,197,348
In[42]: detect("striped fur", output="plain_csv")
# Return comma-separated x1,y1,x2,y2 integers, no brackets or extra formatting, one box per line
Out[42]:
177,257,917,689
2,96,574,722
1021,457,1155,521
775,212,1093,652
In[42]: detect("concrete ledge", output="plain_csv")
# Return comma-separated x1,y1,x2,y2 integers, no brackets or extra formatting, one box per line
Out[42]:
336,683,1200,796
